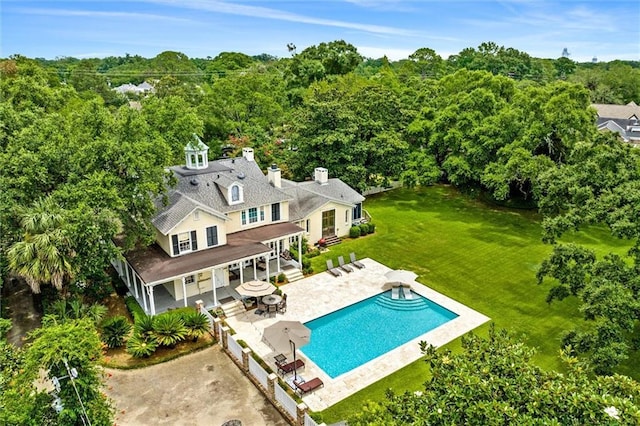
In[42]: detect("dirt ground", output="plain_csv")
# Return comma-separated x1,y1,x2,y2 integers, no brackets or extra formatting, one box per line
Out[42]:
3,278,42,347
104,345,291,426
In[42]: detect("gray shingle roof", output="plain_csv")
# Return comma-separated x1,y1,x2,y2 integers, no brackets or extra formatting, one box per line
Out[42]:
282,178,365,222
592,102,640,120
152,156,293,233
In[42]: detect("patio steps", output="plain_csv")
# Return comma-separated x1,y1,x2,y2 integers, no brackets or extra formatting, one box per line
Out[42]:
323,235,341,246
221,300,245,318
282,268,304,283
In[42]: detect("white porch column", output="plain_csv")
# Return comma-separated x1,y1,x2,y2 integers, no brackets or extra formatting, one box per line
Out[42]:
276,242,281,273
239,265,244,284
125,264,134,295
182,276,188,307
148,286,156,315
298,234,302,270
253,260,257,281
139,277,148,313
266,256,270,281
211,268,218,306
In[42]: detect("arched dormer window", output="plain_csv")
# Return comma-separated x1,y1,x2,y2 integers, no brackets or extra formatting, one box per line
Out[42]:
231,185,240,202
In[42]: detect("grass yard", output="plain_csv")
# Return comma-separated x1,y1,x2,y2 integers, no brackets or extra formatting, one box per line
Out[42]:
311,185,634,423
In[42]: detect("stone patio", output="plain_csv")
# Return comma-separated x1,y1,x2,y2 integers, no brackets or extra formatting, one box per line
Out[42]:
224,258,490,411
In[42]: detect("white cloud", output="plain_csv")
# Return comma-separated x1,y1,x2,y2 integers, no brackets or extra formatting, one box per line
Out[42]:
145,0,419,36
13,7,194,23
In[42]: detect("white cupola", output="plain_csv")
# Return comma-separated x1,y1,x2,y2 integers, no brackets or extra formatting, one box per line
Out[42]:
184,134,209,170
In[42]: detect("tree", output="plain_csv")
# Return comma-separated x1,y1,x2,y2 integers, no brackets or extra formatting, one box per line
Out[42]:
0,319,114,425
7,198,74,294
289,75,409,191
349,327,640,425
536,134,640,374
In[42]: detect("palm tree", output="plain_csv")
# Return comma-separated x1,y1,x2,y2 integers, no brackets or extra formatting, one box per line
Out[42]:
7,198,75,294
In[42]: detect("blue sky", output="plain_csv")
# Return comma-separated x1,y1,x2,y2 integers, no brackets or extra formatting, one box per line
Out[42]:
2,1,639,62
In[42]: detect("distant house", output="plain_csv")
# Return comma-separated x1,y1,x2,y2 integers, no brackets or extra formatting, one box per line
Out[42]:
113,81,155,95
592,101,640,146
111,135,365,315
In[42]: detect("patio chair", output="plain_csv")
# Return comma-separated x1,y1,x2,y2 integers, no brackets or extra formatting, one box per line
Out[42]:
349,252,365,269
293,377,324,395
280,249,292,261
338,255,353,273
277,358,305,376
391,286,400,300
254,302,267,316
326,259,341,277
267,304,278,317
278,294,288,313
402,286,414,299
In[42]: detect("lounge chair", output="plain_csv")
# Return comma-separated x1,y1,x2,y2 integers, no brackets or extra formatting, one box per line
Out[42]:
293,377,324,395
277,358,305,376
326,259,341,277
349,253,365,269
338,256,353,273
391,286,400,299
402,286,414,299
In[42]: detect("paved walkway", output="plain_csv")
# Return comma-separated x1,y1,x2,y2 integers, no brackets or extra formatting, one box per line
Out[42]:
104,346,289,426
225,258,490,411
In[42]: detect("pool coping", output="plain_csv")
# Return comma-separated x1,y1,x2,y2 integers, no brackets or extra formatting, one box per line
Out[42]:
225,258,490,411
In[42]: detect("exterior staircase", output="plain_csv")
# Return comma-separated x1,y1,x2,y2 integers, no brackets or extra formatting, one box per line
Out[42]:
282,268,304,283
221,300,244,318
323,235,341,246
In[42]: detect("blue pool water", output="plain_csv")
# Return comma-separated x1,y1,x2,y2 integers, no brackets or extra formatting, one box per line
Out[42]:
301,290,458,378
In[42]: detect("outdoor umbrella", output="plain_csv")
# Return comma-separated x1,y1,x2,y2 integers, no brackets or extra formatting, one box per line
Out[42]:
263,321,311,379
235,280,277,297
384,269,418,285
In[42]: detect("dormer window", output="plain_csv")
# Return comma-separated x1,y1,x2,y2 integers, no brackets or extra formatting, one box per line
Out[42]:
231,185,240,202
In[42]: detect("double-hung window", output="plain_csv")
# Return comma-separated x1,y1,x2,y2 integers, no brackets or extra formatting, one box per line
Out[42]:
206,226,218,247
271,203,280,221
172,231,198,256
248,207,258,224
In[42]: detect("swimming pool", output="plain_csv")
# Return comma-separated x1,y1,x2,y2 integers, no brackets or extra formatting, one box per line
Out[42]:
301,290,458,378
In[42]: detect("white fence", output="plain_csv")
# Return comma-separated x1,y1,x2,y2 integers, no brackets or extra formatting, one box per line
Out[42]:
206,316,328,426
305,413,321,426
274,380,298,419
227,335,243,361
248,356,269,389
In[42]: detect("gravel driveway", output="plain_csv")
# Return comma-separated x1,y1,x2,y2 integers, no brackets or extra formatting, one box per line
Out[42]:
104,345,290,426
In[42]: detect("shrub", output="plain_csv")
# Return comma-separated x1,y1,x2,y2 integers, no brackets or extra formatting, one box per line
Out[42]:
125,296,145,320
367,222,376,234
359,223,370,235
153,313,187,347
134,314,156,339
182,311,210,342
100,316,132,348
0,318,12,337
349,226,361,238
277,273,286,283
306,249,320,258
126,334,158,358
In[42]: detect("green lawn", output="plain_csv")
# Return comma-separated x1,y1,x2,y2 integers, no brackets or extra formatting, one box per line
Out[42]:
310,185,634,423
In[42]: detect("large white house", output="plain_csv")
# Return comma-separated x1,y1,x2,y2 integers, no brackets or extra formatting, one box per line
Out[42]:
112,135,365,314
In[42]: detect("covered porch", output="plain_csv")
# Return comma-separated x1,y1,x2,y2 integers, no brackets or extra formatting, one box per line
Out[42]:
112,222,304,315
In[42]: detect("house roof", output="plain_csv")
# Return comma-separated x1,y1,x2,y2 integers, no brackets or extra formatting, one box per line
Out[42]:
123,222,304,285
282,178,365,222
152,156,294,233
592,102,640,120
597,117,640,143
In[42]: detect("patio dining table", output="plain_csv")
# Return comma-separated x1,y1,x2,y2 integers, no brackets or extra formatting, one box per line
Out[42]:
262,294,283,306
